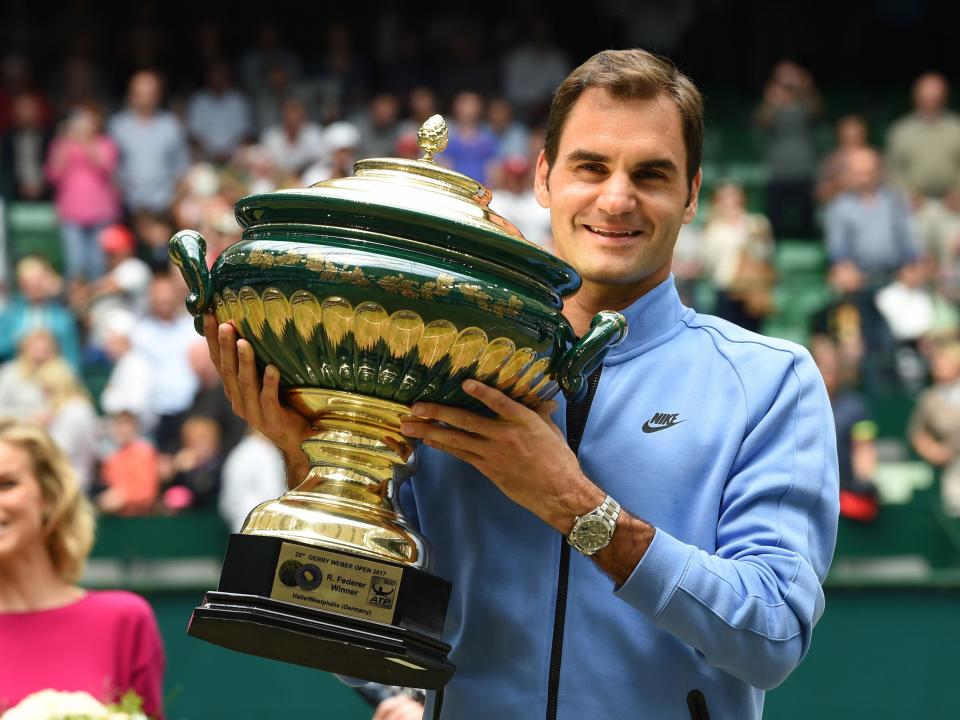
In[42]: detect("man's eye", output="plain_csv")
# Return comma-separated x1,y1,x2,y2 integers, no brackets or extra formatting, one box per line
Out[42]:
636,171,665,181
578,163,606,174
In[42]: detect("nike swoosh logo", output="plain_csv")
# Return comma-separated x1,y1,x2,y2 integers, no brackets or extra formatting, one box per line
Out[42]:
642,420,685,433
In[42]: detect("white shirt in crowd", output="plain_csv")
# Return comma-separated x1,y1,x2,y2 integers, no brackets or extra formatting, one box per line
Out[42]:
187,89,253,160
131,313,199,417
219,432,288,533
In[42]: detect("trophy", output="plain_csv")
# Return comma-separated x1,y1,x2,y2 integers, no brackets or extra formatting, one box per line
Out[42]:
169,116,627,690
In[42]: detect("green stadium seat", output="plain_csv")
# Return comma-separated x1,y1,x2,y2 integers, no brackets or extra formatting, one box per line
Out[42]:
6,201,63,272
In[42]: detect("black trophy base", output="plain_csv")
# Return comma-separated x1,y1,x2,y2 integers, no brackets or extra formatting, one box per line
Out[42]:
187,534,455,689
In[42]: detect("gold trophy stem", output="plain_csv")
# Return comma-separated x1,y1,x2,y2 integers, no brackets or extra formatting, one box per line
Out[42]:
240,390,430,569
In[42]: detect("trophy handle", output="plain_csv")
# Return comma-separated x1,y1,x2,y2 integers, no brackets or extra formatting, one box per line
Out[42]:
556,311,627,402
169,229,213,317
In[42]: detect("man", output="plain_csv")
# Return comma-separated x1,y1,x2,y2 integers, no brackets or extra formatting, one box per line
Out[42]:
825,147,919,387
108,70,189,216
204,50,839,719
886,72,960,274
186,60,253,165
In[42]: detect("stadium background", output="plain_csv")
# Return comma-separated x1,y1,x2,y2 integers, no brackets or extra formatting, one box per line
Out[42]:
2,0,959,717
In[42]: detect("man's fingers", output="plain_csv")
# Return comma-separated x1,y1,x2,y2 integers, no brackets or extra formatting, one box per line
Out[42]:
403,420,487,458
218,323,245,413
236,339,265,426
462,379,525,420
423,438,485,467
409,402,498,438
203,314,222,372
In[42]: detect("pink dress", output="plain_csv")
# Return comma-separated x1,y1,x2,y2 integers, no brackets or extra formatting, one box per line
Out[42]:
0,591,165,718
44,136,120,226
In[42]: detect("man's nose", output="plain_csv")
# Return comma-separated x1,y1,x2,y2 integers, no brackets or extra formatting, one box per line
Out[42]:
596,173,637,216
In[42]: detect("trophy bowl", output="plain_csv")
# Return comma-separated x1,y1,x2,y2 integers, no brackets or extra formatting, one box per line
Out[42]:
170,116,627,689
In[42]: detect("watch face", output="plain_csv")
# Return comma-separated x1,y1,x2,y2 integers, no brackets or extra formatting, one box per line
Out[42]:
575,517,611,552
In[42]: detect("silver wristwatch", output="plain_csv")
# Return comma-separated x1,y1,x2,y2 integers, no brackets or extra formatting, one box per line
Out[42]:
568,495,621,556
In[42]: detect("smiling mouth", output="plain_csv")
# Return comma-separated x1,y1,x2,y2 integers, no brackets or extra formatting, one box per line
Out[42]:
584,225,642,238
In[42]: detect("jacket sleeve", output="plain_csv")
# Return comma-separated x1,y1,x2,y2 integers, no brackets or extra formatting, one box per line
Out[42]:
614,347,839,690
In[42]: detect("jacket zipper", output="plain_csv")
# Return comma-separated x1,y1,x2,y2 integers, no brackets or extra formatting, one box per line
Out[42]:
546,366,603,720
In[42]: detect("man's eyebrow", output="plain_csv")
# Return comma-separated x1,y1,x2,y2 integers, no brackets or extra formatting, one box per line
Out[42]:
634,158,680,173
565,150,679,173
566,150,609,164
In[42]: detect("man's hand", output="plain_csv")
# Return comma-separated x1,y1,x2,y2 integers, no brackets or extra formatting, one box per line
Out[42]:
372,695,423,720
202,314,313,484
400,379,604,534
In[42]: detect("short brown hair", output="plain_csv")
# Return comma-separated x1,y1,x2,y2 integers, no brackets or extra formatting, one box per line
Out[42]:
544,49,704,188
0,420,95,582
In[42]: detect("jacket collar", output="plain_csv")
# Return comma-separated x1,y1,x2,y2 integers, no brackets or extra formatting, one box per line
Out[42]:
598,274,686,360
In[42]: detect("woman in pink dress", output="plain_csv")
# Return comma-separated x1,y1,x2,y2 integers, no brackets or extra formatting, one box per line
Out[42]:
45,103,121,282
0,421,165,717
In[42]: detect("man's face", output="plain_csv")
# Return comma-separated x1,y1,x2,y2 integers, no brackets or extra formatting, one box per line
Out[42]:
914,75,947,116
534,88,700,292
129,73,161,114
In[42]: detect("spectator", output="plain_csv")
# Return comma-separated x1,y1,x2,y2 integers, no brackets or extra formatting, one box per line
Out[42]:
825,147,920,384
33,360,98,493
302,121,360,185
45,103,120,282
97,411,160,516
816,114,870,203
700,181,776,332
754,61,823,239
186,60,252,165
131,211,176,273
161,414,223,511
354,93,401,159
398,86,438,138
0,421,165,717
108,70,190,215
874,257,948,390
501,20,570,122
443,91,498,185
0,92,52,201
260,96,326,177
485,97,529,160
218,429,286,533
70,224,151,351
909,341,960,516
99,311,155,434
812,336,879,522
239,21,303,98
886,72,960,269
311,22,369,117
248,61,297,135
131,275,198,453
488,155,552,248
826,147,920,288
232,144,282,196
0,256,80,372
0,329,57,422
185,341,246,457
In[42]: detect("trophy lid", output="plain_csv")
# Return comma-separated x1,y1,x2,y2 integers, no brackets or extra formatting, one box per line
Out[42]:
234,115,579,297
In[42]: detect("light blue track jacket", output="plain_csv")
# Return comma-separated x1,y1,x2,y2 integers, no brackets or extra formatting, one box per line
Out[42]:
381,275,839,719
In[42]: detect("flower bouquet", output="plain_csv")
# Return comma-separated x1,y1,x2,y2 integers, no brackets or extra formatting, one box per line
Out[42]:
1,690,148,720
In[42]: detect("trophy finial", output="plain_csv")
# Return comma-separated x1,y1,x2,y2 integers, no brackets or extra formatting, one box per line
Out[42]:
417,114,448,162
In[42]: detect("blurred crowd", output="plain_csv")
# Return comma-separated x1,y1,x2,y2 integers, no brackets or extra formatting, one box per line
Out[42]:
1,13,960,528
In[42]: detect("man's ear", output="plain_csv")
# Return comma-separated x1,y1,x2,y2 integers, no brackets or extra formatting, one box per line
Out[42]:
534,150,551,209
682,167,703,224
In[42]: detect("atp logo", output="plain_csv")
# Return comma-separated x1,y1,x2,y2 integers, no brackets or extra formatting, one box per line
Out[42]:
367,575,398,609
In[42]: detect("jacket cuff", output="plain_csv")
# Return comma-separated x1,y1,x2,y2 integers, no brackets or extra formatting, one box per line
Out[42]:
613,527,694,618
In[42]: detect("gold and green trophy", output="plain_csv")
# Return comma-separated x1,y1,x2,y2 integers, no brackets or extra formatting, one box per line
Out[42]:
169,116,627,689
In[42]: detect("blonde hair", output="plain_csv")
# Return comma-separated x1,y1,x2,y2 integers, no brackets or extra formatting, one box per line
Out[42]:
0,420,95,582
34,359,91,410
